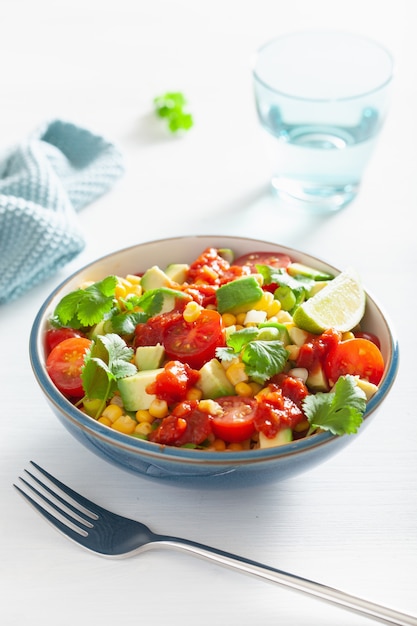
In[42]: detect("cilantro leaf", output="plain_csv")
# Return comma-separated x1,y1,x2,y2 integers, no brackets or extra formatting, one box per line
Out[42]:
53,289,86,328
256,265,314,291
241,340,289,384
81,334,136,407
224,327,259,353
216,328,262,363
54,276,118,328
153,92,194,133
110,310,149,336
215,346,237,363
302,375,367,436
216,329,289,383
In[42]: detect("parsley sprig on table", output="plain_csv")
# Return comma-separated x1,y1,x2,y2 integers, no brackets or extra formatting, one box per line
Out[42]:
153,92,194,133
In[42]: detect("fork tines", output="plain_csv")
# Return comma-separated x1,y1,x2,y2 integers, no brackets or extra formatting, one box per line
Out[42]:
14,461,98,538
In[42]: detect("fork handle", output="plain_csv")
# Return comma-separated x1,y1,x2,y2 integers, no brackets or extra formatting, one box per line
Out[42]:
155,537,417,626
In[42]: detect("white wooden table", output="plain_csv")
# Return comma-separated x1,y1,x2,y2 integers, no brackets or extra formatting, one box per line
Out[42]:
1,1,416,624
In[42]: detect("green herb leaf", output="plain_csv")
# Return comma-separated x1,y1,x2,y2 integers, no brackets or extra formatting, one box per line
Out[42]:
54,276,118,328
153,92,194,133
216,329,289,382
110,310,149,336
256,265,314,291
241,340,289,384
302,375,367,436
224,327,260,352
81,334,136,404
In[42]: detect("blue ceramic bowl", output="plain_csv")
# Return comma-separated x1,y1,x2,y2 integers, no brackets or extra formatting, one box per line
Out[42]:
30,236,399,482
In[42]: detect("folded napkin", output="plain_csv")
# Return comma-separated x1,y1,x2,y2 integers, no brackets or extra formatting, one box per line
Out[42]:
0,119,125,304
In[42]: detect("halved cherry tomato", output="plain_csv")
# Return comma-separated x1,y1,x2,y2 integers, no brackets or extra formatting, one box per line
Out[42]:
134,310,183,348
46,337,92,398
45,328,85,354
210,396,257,443
325,338,384,386
163,309,225,369
233,251,291,271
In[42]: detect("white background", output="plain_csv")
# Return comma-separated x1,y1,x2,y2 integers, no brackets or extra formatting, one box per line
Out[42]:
1,1,416,625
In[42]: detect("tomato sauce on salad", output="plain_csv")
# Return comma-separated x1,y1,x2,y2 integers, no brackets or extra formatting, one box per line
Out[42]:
45,247,385,451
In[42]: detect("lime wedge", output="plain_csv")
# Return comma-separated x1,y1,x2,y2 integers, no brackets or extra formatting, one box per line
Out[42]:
292,268,366,334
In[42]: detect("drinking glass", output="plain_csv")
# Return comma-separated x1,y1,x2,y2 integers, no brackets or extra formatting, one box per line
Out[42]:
253,31,394,212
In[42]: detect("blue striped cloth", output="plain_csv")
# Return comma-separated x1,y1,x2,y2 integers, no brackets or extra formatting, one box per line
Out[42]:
0,120,125,303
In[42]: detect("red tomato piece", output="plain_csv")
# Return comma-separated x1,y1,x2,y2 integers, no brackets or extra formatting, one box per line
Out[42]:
134,310,183,348
186,247,231,284
163,309,225,369
45,328,85,354
182,284,218,308
254,386,305,438
210,396,257,443
148,401,212,447
146,360,200,405
325,338,385,386
296,328,341,370
270,373,309,407
46,337,92,398
233,251,291,271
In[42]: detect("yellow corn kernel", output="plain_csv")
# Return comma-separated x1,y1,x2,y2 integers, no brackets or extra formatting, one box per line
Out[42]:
276,310,294,325
126,274,141,285
226,361,248,386
148,398,169,419
256,291,274,309
126,284,143,298
342,331,355,341
227,442,244,451
110,394,124,407
255,386,271,399
198,399,223,415
135,409,154,423
294,419,310,433
185,387,203,402
98,416,112,427
235,312,247,326
221,312,237,327
134,422,153,436
248,381,262,395
267,299,281,318
211,439,227,451
183,301,203,323
240,438,252,450
235,381,253,397
101,404,124,423
202,264,219,282
112,414,137,435
286,344,300,361
115,283,127,300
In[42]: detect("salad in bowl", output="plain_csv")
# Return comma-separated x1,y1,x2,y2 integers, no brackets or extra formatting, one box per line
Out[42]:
30,236,398,480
